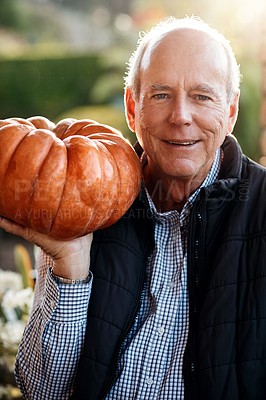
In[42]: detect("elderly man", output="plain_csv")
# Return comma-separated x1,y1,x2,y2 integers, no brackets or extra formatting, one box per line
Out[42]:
1,16,265,400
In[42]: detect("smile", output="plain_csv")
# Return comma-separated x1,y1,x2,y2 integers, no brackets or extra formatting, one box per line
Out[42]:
165,140,198,146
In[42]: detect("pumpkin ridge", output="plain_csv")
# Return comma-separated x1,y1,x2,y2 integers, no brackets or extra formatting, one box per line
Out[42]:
86,140,103,230
75,138,102,235
48,141,69,235
28,135,54,202
83,139,117,232
62,119,96,140
96,139,121,229
1,125,35,218
12,128,57,227
97,136,141,229
29,137,65,233
2,124,34,179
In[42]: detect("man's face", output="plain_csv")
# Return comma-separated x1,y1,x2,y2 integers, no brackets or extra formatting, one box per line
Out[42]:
126,29,239,186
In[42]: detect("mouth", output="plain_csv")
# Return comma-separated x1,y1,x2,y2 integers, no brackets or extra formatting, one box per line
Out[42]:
164,140,199,147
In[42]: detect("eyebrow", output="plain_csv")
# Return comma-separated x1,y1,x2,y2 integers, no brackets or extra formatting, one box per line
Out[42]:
191,84,218,97
148,83,172,92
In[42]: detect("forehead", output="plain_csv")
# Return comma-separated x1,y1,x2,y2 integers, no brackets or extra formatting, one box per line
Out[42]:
140,28,228,90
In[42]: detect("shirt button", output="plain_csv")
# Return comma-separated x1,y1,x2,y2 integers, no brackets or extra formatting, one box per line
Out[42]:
146,378,153,387
157,326,165,336
169,281,176,289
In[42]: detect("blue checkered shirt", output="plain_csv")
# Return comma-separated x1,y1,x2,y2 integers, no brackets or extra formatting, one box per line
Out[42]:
15,150,221,400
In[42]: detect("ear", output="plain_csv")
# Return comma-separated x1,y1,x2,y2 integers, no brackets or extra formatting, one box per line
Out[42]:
226,91,240,135
125,87,136,132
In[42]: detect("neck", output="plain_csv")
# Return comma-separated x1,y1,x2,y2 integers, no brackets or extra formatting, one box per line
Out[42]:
143,165,208,213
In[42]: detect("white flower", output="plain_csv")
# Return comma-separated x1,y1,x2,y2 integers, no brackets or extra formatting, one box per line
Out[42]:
2,287,33,311
0,269,34,324
0,319,26,348
0,269,23,298
2,287,33,322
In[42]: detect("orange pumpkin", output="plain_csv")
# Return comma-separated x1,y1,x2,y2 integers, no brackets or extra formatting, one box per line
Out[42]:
0,116,142,239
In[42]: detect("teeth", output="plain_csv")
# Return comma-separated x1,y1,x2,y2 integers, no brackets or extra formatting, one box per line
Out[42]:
167,141,196,145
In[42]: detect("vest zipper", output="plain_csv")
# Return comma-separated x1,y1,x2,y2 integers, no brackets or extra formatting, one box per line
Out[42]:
184,201,205,399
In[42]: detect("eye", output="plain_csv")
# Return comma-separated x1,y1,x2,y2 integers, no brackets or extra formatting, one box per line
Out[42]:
153,93,168,100
197,94,211,101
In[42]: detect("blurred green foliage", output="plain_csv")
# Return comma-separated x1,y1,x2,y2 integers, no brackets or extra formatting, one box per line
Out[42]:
233,58,262,161
0,0,25,31
0,54,107,120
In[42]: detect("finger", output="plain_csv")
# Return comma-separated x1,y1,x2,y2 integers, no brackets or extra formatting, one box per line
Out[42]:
0,216,52,248
0,216,30,239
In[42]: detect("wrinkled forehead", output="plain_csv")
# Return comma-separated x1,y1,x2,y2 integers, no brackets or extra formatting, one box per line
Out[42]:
140,28,229,77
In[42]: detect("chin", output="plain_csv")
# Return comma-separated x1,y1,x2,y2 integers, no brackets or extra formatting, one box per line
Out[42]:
162,160,199,179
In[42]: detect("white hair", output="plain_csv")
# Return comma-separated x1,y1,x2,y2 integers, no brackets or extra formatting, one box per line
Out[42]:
125,16,241,102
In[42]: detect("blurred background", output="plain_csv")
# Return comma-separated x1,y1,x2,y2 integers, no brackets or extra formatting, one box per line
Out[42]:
0,0,266,397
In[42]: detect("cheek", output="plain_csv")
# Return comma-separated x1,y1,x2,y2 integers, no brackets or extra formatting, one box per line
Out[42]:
212,104,229,130
138,103,158,126
136,106,156,142
198,107,228,137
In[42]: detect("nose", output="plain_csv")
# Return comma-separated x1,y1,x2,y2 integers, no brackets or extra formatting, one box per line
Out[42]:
168,96,192,126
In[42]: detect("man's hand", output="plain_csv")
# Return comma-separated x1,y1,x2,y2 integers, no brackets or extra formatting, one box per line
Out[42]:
0,217,93,280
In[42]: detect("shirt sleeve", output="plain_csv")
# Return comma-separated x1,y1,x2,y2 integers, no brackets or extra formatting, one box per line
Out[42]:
15,249,93,400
